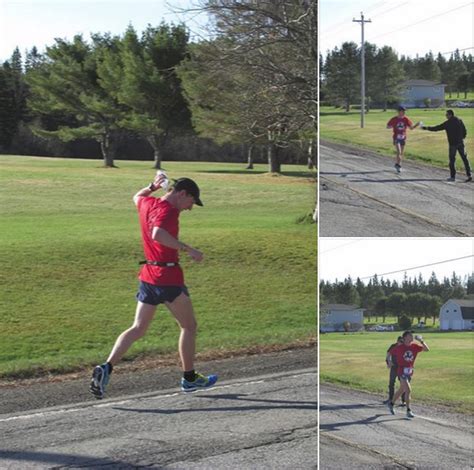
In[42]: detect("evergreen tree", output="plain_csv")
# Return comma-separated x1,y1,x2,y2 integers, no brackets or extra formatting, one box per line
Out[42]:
0,65,17,149
371,46,404,111
324,42,359,111
415,52,441,82
100,24,192,169
26,35,125,167
446,50,467,97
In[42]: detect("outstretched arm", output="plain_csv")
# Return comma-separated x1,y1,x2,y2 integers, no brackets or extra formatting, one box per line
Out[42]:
422,122,446,132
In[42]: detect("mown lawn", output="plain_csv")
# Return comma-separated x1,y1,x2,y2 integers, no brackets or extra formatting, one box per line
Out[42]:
320,331,474,411
320,106,474,168
0,156,317,378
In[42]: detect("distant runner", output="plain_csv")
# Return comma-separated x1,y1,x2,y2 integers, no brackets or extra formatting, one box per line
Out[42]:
387,330,429,418
422,109,472,182
386,106,420,173
90,173,218,399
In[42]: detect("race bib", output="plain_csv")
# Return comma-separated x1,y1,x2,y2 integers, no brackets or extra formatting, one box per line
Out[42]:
403,367,413,376
396,133,406,140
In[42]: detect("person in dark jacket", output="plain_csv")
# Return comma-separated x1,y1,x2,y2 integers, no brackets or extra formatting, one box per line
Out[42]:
385,336,406,406
422,109,472,182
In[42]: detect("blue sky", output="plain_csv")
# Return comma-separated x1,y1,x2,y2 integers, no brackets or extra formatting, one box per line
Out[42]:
320,0,473,58
1,1,472,62
0,0,206,61
319,238,474,282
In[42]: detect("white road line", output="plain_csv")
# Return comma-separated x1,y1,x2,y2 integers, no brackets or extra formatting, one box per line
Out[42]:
0,372,315,423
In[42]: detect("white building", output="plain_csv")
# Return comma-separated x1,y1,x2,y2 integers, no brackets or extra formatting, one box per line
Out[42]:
439,299,474,331
400,79,446,108
320,304,364,332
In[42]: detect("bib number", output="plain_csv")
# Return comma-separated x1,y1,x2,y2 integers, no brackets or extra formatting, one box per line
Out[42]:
403,367,413,376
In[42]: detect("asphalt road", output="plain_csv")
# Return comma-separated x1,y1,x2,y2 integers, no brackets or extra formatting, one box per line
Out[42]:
320,384,473,470
319,142,474,237
0,350,317,469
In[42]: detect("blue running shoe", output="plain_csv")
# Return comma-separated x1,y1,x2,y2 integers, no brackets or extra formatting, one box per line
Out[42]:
89,364,110,399
181,373,218,392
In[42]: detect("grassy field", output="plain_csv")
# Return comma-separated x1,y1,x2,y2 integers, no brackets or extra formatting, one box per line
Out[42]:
320,331,474,411
0,156,317,379
364,316,439,328
320,106,474,168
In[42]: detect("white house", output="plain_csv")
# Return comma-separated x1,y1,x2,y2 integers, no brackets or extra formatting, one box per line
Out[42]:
439,299,474,331
320,304,364,332
400,79,446,108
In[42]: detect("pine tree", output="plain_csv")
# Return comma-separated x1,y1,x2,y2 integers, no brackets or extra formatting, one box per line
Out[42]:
26,35,125,167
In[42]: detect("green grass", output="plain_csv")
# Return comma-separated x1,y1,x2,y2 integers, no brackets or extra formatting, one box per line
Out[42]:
320,106,474,168
0,156,317,378
446,91,474,101
320,331,474,411
364,316,440,328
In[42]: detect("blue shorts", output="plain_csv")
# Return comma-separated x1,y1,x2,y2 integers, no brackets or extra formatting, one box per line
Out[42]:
393,137,406,146
136,281,189,305
398,374,412,382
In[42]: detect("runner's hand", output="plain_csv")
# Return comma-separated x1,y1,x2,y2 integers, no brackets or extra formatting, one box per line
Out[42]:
415,335,423,341
186,246,204,262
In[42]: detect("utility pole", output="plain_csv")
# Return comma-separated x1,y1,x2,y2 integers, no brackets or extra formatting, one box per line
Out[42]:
353,12,371,128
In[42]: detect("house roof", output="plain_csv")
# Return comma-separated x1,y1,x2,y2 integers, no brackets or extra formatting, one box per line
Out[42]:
322,304,363,311
450,299,474,308
402,79,446,87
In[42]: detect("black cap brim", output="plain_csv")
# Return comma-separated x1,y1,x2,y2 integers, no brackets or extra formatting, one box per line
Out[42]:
195,198,203,207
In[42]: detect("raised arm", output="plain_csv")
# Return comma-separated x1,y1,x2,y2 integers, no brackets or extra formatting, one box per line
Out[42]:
133,173,168,207
415,335,429,351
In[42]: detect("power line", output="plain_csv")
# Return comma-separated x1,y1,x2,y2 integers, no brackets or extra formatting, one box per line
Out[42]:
320,0,386,35
439,47,474,55
370,3,472,40
320,240,362,255
359,255,474,280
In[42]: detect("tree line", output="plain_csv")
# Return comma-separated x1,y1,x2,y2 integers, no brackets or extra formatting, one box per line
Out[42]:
320,272,473,324
0,1,317,171
320,43,474,111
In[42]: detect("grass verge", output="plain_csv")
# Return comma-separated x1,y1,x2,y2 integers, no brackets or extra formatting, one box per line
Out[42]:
0,156,317,379
320,106,473,169
320,331,474,412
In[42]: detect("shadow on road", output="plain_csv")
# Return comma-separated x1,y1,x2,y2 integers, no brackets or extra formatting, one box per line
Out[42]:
348,177,446,183
112,393,317,415
0,450,132,468
320,170,385,176
320,402,409,431
320,403,381,412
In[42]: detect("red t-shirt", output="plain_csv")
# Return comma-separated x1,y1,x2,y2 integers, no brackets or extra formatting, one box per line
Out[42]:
137,197,184,286
387,116,413,141
391,343,424,376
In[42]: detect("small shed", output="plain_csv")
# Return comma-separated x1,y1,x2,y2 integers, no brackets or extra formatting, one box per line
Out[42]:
439,299,474,330
320,304,364,332
400,79,446,108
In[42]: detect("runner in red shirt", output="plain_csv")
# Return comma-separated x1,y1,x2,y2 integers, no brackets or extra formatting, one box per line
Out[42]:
387,330,429,418
90,173,217,398
386,106,420,173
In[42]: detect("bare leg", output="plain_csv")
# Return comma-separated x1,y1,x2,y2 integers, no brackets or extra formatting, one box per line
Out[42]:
394,143,400,166
165,292,197,371
393,378,410,404
399,143,405,165
106,302,157,365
